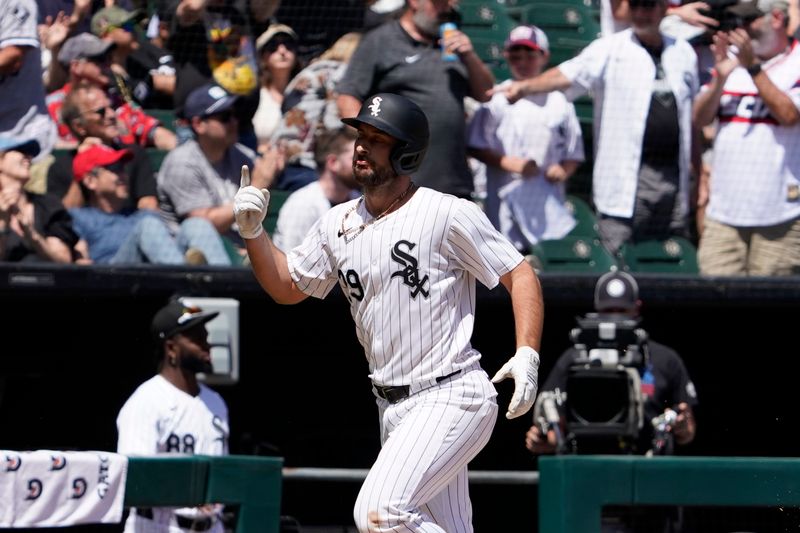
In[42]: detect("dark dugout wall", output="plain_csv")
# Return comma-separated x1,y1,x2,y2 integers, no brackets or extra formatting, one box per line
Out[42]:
1,264,797,530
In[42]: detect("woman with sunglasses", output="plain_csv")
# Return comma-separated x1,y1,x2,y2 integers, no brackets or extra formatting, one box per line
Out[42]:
252,23,302,154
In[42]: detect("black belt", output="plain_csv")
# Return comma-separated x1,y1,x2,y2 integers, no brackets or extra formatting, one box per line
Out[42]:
374,370,461,404
136,508,215,531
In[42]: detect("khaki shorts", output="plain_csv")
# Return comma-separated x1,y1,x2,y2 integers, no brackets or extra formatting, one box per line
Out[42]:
698,216,800,276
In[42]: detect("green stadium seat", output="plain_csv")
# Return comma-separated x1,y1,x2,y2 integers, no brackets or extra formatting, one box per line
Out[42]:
462,23,516,81
144,109,178,133
262,189,292,237
221,236,245,266
505,2,600,65
528,235,617,273
619,237,699,274
458,1,511,26
564,194,597,237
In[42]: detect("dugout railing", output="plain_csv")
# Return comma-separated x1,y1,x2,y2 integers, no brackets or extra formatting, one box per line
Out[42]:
539,455,800,533
126,455,283,533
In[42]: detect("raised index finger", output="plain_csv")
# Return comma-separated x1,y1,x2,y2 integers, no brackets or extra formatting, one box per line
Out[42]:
240,165,250,188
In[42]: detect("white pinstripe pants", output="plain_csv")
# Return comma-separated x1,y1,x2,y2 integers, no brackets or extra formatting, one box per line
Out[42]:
353,369,498,533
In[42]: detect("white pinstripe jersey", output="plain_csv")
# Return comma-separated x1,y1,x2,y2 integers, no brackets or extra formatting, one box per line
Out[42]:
287,186,524,387
116,375,229,456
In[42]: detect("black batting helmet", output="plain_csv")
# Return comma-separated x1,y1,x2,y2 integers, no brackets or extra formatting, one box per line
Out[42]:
342,93,429,175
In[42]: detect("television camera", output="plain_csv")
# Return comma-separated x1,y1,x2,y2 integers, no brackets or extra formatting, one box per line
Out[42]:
532,313,678,455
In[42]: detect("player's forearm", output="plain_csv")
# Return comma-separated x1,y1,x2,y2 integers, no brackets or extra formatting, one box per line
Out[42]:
501,261,544,351
245,232,307,305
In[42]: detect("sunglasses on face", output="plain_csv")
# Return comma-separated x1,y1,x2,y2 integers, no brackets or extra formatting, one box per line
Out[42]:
204,110,236,123
83,105,112,118
263,37,297,53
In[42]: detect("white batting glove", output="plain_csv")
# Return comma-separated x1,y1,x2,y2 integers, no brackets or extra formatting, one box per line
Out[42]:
233,165,270,240
491,346,540,419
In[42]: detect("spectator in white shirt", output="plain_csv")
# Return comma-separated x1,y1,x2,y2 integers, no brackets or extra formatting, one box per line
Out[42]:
468,25,584,252
272,127,359,251
491,0,699,255
693,0,800,275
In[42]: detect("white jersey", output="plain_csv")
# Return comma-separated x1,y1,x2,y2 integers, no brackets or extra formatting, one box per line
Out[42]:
467,82,584,246
705,40,800,227
116,375,229,533
558,29,697,219
287,186,524,387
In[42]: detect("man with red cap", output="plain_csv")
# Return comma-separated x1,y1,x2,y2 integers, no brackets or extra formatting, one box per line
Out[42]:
69,144,231,265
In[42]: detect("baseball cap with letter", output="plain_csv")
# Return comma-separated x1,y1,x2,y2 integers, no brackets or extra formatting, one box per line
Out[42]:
504,25,550,53
594,270,639,312
72,145,133,182
152,298,220,341
183,83,239,119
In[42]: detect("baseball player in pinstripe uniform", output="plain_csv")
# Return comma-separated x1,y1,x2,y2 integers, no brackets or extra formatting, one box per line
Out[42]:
116,298,229,532
234,93,543,532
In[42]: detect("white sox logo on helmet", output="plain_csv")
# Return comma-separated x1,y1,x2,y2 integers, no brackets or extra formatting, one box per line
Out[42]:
369,96,383,117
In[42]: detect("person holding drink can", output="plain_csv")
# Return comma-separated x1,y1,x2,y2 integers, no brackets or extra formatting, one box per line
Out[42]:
337,0,495,199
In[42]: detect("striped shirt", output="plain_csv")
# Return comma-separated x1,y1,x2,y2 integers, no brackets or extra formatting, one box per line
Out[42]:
287,187,524,387
705,40,800,226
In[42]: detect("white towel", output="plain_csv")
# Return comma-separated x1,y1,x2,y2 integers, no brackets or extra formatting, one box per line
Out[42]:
0,450,128,527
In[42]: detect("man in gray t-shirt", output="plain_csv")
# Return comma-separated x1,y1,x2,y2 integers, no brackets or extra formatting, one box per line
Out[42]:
336,1,495,199
0,0,57,160
157,83,257,248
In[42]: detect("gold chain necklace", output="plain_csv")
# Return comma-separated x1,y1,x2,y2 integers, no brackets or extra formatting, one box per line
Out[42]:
338,182,415,243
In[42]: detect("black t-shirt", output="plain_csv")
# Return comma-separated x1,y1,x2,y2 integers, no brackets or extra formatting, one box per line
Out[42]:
47,144,157,208
126,38,176,110
542,339,698,454
640,44,680,167
2,193,79,262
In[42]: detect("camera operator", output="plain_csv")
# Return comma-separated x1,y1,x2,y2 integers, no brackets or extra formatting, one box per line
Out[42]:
525,270,698,456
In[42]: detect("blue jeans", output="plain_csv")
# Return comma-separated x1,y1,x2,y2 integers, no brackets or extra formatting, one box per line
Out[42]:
111,216,232,266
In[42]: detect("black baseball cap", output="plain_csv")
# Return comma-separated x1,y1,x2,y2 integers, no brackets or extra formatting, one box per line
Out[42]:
151,299,219,340
594,270,639,312
183,83,238,119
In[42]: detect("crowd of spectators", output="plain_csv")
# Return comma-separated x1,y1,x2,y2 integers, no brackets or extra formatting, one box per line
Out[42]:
1,0,799,275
